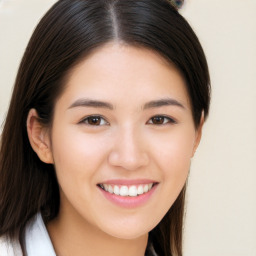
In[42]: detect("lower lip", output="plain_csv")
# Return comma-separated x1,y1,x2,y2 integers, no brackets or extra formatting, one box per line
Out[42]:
98,184,158,208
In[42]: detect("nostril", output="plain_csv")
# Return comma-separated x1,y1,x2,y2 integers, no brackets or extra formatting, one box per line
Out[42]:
108,132,149,170
108,150,149,171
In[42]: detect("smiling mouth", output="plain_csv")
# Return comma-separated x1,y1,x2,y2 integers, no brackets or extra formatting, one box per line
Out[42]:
97,183,158,197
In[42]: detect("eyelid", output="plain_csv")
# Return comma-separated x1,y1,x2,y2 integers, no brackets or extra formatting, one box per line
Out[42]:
78,115,176,126
147,115,177,125
79,115,109,126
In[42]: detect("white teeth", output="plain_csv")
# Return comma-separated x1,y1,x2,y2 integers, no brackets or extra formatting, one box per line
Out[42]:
100,183,155,197
108,185,114,194
114,185,119,195
119,186,129,196
137,185,144,195
143,184,149,193
128,186,138,197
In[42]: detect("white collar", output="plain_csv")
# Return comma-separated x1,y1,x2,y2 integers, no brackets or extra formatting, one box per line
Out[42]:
25,213,56,256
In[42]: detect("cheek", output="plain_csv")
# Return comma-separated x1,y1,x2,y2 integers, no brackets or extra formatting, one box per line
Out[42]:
149,127,195,195
50,125,111,190
151,127,195,170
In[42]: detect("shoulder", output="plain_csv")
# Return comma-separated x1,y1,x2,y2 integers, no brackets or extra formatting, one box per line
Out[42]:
0,213,55,256
0,235,22,256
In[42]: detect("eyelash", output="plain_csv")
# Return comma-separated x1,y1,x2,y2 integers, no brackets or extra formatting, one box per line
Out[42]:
79,115,109,126
147,115,177,125
79,115,176,126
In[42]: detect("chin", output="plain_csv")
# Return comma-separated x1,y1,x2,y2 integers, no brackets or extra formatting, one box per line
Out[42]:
107,229,148,240
99,218,159,240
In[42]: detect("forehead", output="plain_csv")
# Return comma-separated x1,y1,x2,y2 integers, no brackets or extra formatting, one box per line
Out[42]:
58,43,191,109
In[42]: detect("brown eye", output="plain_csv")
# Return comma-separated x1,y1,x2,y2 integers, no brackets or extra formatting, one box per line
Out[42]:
148,116,176,125
152,116,165,124
81,116,108,126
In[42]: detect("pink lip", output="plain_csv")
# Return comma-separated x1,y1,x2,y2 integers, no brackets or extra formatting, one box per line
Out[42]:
98,183,159,209
99,179,157,185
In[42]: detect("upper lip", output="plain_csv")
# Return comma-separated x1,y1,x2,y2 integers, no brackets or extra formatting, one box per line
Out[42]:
98,179,158,185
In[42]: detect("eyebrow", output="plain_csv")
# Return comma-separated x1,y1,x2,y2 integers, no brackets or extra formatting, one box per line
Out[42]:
68,99,114,110
143,98,185,110
68,98,185,110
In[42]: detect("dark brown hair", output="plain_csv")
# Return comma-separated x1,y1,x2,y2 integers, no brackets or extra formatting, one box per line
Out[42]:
0,0,210,255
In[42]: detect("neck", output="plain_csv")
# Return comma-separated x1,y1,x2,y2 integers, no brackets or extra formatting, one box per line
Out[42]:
46,204,148,256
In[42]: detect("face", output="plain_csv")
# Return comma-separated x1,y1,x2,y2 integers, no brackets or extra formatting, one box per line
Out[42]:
42,43,202,239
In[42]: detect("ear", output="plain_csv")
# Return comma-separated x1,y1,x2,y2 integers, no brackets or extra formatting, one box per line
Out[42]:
27,109,54,164
192,111,205,158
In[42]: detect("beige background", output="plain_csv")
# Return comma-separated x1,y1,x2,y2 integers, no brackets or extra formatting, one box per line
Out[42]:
0,0,255,255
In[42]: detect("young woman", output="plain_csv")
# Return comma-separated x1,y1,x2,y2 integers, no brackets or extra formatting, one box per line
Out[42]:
0,0,210,255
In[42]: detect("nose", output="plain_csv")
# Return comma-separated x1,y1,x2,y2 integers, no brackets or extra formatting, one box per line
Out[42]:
108,126,149,171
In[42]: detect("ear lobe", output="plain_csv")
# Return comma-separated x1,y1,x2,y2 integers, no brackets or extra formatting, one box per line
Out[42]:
27,109,54,164
192,111,205,158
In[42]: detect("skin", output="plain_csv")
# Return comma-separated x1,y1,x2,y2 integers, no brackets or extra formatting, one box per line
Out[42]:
27,43,203,256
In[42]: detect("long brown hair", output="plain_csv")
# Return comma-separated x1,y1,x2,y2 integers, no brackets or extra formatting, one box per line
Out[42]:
0,0,210,255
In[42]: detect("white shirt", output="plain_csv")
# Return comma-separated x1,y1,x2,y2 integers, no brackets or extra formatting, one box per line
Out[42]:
0,213,56,256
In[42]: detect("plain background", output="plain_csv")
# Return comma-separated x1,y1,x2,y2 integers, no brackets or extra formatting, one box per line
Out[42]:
0,0,255,255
